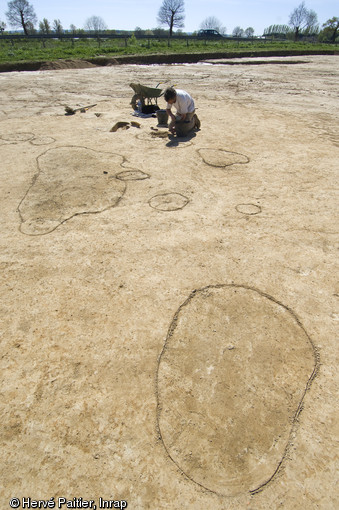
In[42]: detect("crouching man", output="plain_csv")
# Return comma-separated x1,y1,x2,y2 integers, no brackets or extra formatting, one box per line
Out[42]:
164,87,200,136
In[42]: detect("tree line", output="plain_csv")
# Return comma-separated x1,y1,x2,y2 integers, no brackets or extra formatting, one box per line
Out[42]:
0,0,338,43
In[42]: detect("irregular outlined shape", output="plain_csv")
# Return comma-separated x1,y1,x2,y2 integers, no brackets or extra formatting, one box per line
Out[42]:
198,148,249,168
149,193,189,212
116,170,150,181
156,284,319,497
236,203,262,215
0,132,34,143
18,146,126,235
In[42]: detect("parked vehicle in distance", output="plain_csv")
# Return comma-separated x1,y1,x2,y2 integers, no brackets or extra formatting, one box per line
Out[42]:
197,29,224,38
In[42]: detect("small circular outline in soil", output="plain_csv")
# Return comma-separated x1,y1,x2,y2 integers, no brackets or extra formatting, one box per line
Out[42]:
0,132,35,143
149,192,189,212
30,136,56,146
236,203,262,215
115,169,150,181
197,148,250,167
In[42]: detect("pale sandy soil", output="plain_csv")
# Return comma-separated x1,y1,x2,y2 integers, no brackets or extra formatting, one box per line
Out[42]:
0,55,338,509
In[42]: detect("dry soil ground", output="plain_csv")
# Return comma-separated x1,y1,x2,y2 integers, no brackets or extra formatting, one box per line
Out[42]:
0,55,338,509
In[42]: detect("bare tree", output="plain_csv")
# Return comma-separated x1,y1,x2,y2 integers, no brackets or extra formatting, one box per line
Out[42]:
157,0,185,37
200,16,226,34
84,15,107,33
289,2,318,41
244,27,254,38
0,20,7,33
232,26,244,37
39,18,51,34
6,0,37,35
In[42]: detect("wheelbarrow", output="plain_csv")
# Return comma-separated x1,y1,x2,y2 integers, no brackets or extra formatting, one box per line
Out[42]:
130,82,163,112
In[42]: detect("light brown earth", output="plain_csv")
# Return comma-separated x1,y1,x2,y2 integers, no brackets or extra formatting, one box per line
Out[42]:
0,55,338,509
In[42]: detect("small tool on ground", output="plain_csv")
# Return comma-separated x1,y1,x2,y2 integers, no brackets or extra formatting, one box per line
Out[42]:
65,104,97,115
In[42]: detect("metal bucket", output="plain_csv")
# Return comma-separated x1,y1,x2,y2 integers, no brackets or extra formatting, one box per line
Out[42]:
156,109,168,126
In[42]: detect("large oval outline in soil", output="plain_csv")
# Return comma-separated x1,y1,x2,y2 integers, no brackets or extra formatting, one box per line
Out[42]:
156,284,319,496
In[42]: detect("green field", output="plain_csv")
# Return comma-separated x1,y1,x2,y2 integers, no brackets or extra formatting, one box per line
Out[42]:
0,36,336,64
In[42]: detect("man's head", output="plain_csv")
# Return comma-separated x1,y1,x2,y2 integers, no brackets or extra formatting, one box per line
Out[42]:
164,87,177,104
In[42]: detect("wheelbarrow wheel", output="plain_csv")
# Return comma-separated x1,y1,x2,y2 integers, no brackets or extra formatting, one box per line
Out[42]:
131,94,145,111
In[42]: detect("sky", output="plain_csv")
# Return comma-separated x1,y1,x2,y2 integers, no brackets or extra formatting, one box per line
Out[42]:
0,0,337,35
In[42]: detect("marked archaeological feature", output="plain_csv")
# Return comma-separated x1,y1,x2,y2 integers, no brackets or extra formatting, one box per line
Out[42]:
156,285,319,496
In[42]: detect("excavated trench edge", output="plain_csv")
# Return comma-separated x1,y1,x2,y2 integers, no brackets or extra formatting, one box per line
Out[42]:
0,49,337,73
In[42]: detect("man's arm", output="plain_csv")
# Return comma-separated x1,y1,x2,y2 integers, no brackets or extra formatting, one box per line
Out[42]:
166,107,176,121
